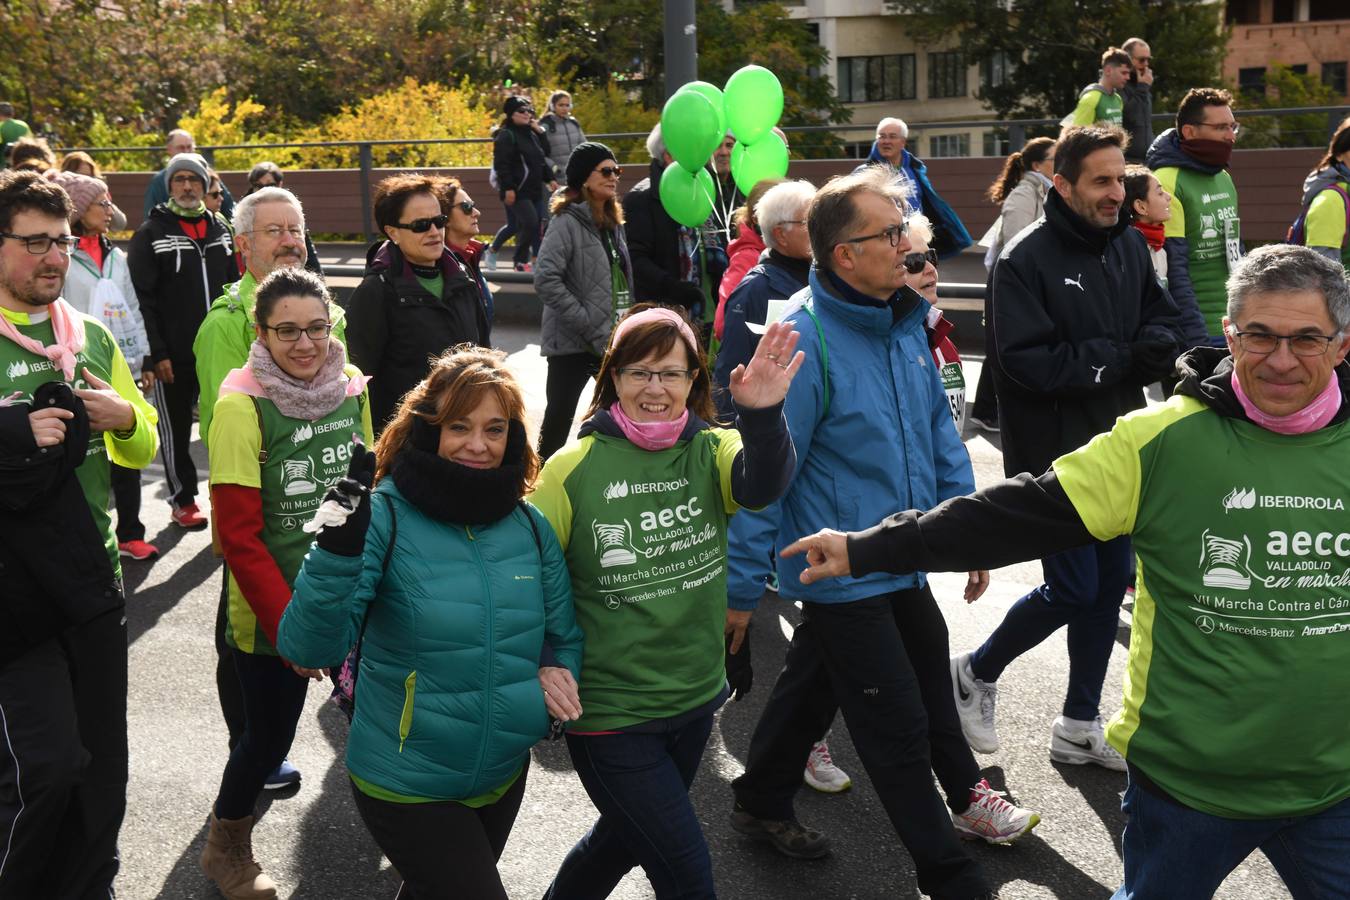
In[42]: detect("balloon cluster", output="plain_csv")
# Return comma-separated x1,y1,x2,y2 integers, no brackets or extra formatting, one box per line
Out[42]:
658,66,787,228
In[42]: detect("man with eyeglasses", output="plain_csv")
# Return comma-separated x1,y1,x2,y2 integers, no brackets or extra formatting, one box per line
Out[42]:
0,168,158,899
852,116,972,259
142,129,236,220
783,244,1350,900
951,126,1181,773
128,151,238,530
245,161,324,276
1120,38,1155,164
725,167,1036,900
1147,87,1242,349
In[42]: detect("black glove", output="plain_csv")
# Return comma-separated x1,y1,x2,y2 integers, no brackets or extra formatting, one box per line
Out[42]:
315,438,376,557
1129,340,1179,383
669,281,706,313
725,622,753,701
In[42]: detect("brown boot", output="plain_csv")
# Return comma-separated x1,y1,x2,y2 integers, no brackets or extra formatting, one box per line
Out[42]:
200,810,278,899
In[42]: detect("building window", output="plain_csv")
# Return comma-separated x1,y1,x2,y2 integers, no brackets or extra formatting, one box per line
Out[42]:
836,54,916,103
1310,0,1346,20
981,51,1013,90
1238,67,1266,96
1224,0,1260,24
1290,64,1308,76
1323,62,1348,96
929,133,970,158
928,52,967,99
1271,0,1295,22
982,130,1010,158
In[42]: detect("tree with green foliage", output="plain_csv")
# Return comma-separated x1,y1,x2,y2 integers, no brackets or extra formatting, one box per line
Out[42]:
1234,64,1344,149
888,0,1227,122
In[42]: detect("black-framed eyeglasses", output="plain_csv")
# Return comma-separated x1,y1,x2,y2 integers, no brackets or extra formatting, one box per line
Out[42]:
902,249,939,274
595,165,622,179
1228,328,1340,357
390,214,449,233
0,232,79,256
248,225,305,240
617,367,695,386
207,190,224,199
836,220,908,249
455,201,477,215
1133,56,1152,64
262,322,333,342
95,199,116,209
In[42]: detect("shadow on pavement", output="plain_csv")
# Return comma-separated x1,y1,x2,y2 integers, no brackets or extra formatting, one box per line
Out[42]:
1054,762,1128,859
125,543,218,646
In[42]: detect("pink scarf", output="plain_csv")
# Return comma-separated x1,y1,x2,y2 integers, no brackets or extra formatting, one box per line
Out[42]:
1231,371,1342,435
610,402,688,451
0,299,86,381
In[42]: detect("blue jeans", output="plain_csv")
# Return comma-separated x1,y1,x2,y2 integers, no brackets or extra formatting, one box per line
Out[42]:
1113,778,1350,899
969,536,1132,721
543,710,717,900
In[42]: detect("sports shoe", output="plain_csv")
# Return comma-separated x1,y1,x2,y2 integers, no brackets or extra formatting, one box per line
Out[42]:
730,806,830,859
1050,716,1126,772
482,247,498,270
968,414,999,434
514,262,532,273
171,502,208,530
803,740,851,793
262,759,302,790
118,539,160,561
952,779,1040,845
951,653,999,753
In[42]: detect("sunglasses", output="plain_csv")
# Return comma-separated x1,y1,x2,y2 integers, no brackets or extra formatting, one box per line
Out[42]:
207,190,224,198
391,214,449,233
902,249,939,274
595,165,622,179
456,201,477,215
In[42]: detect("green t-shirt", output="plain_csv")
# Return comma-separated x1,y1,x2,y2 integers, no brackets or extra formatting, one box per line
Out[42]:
208,376,371,654
601,230,632,327
1305,181,1350,272
0,306,159,569
1069,87,1123,127
530,428,745,731
349,763,522,807
1054,395,1350,819
415,274,444,300
1154,166,1240,338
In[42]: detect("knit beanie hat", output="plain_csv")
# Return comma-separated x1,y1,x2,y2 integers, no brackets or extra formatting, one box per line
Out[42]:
166,152,210,186
46,170,107,222
503,96,532,117
565,142,616,191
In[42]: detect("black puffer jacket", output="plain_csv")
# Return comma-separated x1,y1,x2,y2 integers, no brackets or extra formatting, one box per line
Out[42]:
345,241,491,434
492,122,551,199
0,383,119,662
988,189,1183,477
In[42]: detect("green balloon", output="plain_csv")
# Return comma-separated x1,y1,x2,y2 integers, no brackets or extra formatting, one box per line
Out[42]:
678,81,727,138
731,133,789,196
660,91,722,172
724,65,784,146
659,164,716,228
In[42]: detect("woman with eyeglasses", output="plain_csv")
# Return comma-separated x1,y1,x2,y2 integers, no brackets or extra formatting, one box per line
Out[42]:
200,267,373,898
904,214,966,434
534,142,632,459
533,303,801,899
347,173,490,435
440,177,493,326
60,152,127,230
51,169,157,560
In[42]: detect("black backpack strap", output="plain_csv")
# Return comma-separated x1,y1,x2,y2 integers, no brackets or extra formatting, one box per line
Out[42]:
249,394,268,463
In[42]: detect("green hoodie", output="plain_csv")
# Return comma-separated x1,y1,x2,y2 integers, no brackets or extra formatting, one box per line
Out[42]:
193,270,349,448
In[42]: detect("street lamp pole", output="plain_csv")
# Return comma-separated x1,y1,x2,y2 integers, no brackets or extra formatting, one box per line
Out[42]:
664,0,698,99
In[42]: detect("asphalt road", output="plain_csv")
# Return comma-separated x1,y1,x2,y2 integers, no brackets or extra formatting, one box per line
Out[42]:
116,327,1290,899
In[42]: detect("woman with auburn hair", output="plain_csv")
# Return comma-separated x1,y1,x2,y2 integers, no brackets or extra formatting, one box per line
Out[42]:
533,303,801,898
279,345,584,900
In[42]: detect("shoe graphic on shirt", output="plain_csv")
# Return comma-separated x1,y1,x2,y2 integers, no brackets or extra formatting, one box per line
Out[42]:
593,519,638,568
281,457,318,497
1200,529,1252,590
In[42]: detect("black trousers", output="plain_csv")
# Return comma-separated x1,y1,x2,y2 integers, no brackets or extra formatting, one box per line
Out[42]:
732,587,988,899
213,650,308,820
150,365,199,508
0,605,128,900
350,759,529,900
214,563,246,750
539,353,600,460
109,464,145,543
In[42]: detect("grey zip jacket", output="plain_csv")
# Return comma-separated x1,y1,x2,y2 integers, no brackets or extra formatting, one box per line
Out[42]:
536,202,631,357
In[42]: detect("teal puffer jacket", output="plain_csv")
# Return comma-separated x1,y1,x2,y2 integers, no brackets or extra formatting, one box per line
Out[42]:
278,480,584,800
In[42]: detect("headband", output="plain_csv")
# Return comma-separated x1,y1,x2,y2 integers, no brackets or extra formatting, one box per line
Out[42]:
611,307,700,356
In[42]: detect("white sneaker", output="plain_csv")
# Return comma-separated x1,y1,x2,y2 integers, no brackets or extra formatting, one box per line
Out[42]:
1049,716,1127,772
968,414,999,434
952,778,1041,845
803,740,851,793
951,653,999,753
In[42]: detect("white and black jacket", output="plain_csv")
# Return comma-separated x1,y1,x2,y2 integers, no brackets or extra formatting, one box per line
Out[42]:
127,205,237,366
